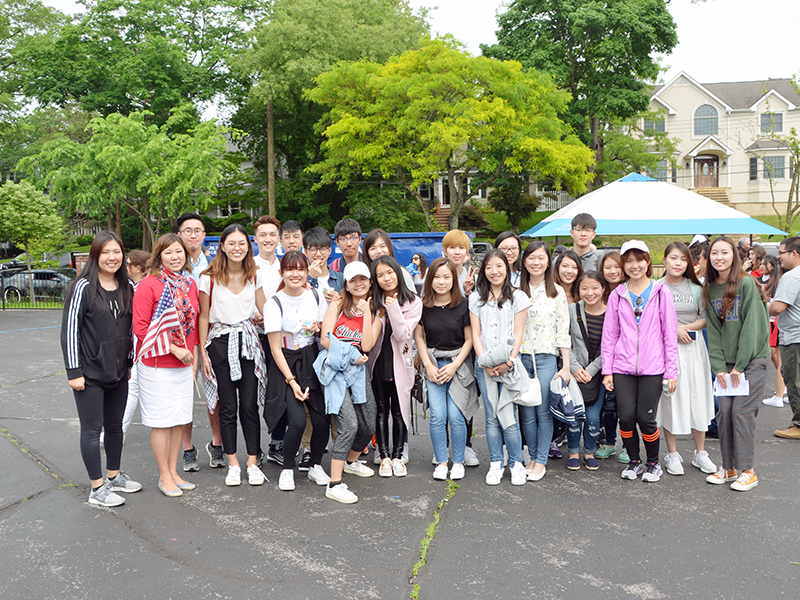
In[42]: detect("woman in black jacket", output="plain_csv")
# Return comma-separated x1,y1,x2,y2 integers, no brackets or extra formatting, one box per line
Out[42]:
61,231,142,507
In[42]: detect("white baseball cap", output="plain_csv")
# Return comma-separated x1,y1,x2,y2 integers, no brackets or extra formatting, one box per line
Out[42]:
688,234,708,247
620,240,650,255
343,261,371,281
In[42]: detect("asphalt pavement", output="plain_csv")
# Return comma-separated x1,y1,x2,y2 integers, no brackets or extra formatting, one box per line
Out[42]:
0,310,798,599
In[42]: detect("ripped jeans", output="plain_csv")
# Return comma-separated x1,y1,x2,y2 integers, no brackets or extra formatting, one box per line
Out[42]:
566,387,604,455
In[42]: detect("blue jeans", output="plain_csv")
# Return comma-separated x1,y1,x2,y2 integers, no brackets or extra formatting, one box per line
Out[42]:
567,387,604,455
474,358,523,467
426,357,467,464
518,353,557,465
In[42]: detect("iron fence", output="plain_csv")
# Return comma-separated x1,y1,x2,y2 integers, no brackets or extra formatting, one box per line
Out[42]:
1,268,73,310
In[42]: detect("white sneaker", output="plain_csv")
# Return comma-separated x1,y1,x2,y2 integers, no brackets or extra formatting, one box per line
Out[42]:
691,449,717,474
247,465,266,486
464,446,480,467
762,395,784,407
343,460,375,478
432,464,449,480
485,461,504,485
307,464,331,486
225,465,241,486
401,443,409,465
379,458,393,478
510,462,527,486
664,452,684,475
326,482,358,504
450,463,465,480
392,458,408,477
278,469,295,491
521,445,531,467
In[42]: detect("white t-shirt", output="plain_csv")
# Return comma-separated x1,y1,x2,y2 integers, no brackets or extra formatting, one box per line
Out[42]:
254,253,282,299
199,273,262,326
263,289,327,348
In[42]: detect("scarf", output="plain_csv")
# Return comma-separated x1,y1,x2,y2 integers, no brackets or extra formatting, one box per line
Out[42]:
159,265,196,345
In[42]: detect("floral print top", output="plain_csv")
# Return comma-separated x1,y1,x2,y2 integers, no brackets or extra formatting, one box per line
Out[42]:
521,281,570,356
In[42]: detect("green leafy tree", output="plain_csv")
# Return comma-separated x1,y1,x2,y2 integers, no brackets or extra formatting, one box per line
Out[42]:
306,39,594,230
0,179,63,300
483,0,678,189
487,177,541,234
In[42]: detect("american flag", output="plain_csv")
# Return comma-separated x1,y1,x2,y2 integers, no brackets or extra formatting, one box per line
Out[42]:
136,284,181,363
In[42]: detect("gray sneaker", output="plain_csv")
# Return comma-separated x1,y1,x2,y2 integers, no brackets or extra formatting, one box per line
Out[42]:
105,471,142,493
89,483,126,507
206,441,226,468
183,447,200,472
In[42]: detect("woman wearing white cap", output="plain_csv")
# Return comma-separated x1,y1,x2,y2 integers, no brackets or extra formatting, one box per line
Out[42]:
601,240,678,483
317,261,381,503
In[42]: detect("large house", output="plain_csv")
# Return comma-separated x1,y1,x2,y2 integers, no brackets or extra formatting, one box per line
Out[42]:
649,72,800,215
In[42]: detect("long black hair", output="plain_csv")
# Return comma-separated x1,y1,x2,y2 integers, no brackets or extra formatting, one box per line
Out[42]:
371,255,415,314
554,249,584,301
475,248,515,308
67,231,132,315
494,231,522,273
519,241,557,299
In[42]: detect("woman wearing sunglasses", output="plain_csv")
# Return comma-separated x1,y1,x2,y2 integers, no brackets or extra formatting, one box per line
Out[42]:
602,241,678,483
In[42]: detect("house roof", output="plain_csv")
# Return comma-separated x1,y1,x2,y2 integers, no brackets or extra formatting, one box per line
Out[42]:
653,75,800,111
746,139,787,151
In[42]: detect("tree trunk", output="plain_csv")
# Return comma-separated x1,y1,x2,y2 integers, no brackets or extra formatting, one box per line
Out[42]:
397,169,434,230
115,200,122,238
24,240,35,305
267,97,276,217
447,166,463,230
588,116,602,193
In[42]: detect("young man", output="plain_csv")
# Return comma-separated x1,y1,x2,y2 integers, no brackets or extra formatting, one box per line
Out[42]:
175,213,225,472
329,218,362,272
442,229,475,296
304,227,343,301
770,236,800,439
570,213,598,271
254,215,282,299
281,220,304,253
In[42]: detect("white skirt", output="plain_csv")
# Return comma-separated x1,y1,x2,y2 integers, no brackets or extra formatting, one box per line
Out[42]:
138,364,194,428
657,338,715,434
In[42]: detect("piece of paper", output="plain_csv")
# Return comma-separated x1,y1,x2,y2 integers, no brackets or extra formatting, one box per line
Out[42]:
713,373,750,396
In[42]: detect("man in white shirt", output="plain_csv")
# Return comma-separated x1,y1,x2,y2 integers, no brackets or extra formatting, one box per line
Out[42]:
175,213,224,472
281,220,304,253
253,215,282,300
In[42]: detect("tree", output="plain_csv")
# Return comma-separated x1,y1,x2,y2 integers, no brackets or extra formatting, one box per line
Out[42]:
487,177,541,234
0,179,63,301
749,125,800,234
483,0,678,189
306,39,594,230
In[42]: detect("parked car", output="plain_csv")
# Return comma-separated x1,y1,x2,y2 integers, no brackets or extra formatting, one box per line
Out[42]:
1,269,73,303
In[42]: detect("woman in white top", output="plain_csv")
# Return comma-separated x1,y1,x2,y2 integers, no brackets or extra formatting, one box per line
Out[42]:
199,224,267,488
518,242,571,481
259,250,330,492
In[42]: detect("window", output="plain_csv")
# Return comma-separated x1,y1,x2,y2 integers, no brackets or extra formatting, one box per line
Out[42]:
694,105,718,136
750,157,758,181
652,160,668,182
644,118,665,132
761,112,783,133
671,167,678,183
763,156,785,179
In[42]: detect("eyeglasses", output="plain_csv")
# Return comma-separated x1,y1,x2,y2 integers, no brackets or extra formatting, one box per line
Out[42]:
224,241,250,249
778,250,792,255
633,296,644,317
282,233,302,241
498,245,518,254
572,227,595,234
180,228,205,236
306,247,328,255
338,234,361,244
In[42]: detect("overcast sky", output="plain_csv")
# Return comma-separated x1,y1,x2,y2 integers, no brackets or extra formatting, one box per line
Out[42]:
42,0,800,85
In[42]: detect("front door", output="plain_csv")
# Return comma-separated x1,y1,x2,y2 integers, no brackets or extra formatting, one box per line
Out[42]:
694,156,719,188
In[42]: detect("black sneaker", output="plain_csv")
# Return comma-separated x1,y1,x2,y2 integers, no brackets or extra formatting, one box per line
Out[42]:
183,447,200,472
267,443,284,466
205,441,226,468
298,450,312,472
257,449,265,470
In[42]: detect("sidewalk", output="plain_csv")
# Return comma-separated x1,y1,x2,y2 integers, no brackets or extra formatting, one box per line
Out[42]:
1,311,798,599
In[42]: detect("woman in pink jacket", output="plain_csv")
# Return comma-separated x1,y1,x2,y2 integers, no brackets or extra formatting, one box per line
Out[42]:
602,240,678,483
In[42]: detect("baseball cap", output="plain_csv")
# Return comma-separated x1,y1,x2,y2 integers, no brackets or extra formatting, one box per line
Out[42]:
620,240,650,255
343,261,371,281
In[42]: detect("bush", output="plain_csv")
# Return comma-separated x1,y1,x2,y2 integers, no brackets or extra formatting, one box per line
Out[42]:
458,204,492,235
76,234,94,246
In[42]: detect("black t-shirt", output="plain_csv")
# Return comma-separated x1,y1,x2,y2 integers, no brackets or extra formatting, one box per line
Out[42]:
420,300,470,351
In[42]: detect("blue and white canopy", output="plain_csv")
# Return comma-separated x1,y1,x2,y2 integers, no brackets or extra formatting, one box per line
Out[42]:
522,173,786,238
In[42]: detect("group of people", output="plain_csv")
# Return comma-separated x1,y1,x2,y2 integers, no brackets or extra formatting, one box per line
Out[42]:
62,210,800,507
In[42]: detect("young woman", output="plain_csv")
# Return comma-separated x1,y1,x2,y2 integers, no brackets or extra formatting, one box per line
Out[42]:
199,224,267,488
762,257,787,407
554,250,583,305
657,242,716,477
408,253,428,285
260,251,329,492
745,244,767,280
567,271,609,471
61,232,141,507
368,255,422,477
703,236,770,491
443,229,476,298
318,261,381,503
133,234,199,497
595,251,627,463
470,249,531,486
495,231,522,287
601,240,678,483
518,242,570,481
415,258,477,481
362,228,416,293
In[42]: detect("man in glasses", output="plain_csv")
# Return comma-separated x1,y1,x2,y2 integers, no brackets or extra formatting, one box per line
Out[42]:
304,227,343,303
329,218,362,273
281,220,304,253
570,213,599,271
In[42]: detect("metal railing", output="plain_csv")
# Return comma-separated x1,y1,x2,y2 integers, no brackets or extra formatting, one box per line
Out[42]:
1,269,72,310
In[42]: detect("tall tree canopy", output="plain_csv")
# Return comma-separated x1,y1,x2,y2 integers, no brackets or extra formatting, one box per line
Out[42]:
306,39,594,230
483,0,677,188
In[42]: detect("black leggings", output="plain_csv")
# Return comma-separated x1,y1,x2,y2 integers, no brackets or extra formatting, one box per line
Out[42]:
282,387,329,469
73,379,128,481
614,374,662,463
208,336,260,457
373,377,406,460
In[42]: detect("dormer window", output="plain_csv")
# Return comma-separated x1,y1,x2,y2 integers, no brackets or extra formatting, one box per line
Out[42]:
694,105,718,136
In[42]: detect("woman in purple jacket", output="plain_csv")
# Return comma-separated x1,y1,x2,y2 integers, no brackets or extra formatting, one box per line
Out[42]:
602,240,678,483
